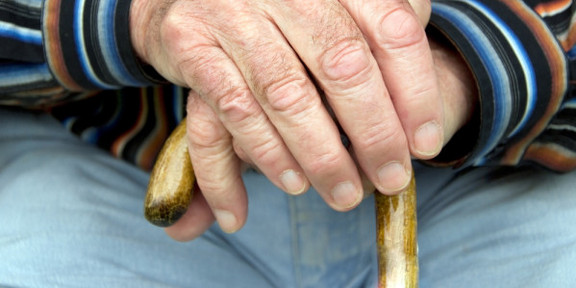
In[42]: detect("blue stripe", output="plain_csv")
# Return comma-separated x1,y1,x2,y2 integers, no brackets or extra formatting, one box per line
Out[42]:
73,0,115,89
81,127,101,144
13,0,42,7
434,2,512,165
98,0,145,86
173,86,185,122
0,63,52,86
465,1,537,138
0,21,42,45
567,46,576,59
562,97,576,107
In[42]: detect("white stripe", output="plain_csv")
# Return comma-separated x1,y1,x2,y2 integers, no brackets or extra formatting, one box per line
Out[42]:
548,123,576,132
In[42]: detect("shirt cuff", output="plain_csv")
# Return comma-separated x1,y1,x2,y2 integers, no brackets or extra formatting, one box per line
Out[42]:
429,0,568,168
42,0,164,91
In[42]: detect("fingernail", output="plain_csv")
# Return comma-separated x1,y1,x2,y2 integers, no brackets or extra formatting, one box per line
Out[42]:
280,170,307,195
414,121,442,157
331,181,361,210
377,162,411,194
214,209,238,233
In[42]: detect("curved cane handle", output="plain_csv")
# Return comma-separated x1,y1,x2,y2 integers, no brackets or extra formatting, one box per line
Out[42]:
144,121,194,227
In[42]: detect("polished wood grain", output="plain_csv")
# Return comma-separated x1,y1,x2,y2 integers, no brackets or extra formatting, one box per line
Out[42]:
375,174,418,288
144,121,194,227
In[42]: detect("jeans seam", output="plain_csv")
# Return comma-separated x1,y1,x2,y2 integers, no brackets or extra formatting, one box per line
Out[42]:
288,194,303,288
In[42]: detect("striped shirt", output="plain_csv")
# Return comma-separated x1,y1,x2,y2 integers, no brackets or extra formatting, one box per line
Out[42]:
0,0,575,172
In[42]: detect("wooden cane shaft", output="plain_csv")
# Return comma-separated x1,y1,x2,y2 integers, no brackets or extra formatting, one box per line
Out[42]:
375,174,418,288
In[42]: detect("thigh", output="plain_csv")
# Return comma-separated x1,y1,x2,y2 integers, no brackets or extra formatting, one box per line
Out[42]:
0,108,278,288
416,163,576,288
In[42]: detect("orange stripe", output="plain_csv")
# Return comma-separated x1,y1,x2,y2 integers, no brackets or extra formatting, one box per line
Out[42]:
524,143,576,172
533,0,572,16
43,0,82,91
139,87,170,171
111,91,147,158
500,0,568,165
560,23,576,51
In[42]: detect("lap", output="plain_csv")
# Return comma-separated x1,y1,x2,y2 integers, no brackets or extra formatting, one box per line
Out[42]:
1,107,576,287
416,163,576,287
0,108,376,288
0,108,273,287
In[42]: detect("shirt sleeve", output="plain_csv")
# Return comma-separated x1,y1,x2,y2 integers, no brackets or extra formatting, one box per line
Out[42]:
0,0,163,107
428,0,576,172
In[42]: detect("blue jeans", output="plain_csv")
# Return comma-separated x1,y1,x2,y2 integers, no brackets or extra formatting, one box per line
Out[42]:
1,107,576,287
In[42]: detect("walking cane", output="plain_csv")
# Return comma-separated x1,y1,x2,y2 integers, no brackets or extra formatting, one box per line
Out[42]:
144,120,419,287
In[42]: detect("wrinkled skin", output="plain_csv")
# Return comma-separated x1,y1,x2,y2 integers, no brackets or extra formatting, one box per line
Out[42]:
130,0,475,241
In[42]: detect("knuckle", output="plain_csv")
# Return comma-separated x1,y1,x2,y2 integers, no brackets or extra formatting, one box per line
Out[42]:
239,43,318,116
264,74,314,115
198,175,232,199
215,86,260,123
191,156,236,199
403,84,438,110
160,9,182,36
178,48,221,80
305,150,342,176
249,139,283,168
393,79,439,117
159,10,199,52
377,7,425,50
173,48,223,88
320,40,374,89
242,44,317,116
188,144,237,198
354,122,407,153
187,117,228,151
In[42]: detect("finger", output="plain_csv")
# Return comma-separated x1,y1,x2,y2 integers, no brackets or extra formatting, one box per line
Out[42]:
348,147,377,199
217,11,364,210
164,184,215,242
186,92,247,233
267,0,412,194
178,44,309,197
407,0,432,25
342,0,444,160
232,138,252,166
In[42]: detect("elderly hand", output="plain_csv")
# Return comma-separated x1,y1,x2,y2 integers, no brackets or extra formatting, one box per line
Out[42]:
130,0,441,239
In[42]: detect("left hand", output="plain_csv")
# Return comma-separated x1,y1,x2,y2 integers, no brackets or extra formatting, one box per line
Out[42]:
131,0,442,240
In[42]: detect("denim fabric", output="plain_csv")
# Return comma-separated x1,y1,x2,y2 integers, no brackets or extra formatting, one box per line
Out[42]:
1,107,575,287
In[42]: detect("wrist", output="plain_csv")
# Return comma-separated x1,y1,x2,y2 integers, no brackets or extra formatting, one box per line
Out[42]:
428,27,478,144
129,0,153,63
422,26,480,166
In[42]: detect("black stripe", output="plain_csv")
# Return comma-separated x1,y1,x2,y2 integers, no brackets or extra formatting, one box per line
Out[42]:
122,88,158,164
81,0,120,87
0,1,41,30
535,129,576,151
452,2,528,138
50,88,143,149
0,36,44,62
114,0,165,85
549,108,576,126
480,1,560,145
531,0,576,34
57,2,100,90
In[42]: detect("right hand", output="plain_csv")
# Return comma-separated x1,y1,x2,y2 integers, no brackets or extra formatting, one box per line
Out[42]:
130,0,441,240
